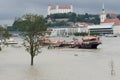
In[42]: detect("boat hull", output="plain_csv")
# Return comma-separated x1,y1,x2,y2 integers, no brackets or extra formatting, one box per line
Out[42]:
78,42,101,49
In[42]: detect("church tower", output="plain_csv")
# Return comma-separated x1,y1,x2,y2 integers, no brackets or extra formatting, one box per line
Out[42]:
100,3,106,23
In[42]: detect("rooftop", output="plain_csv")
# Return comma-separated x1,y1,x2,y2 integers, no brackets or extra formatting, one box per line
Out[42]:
49,5,72,10
104,18,120,25
88,23,114,29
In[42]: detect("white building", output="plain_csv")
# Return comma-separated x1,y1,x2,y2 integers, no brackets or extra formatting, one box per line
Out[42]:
113,25,120,35
103,18,120,35
48,25,88,37
75,22,88,33
100,3,107,23
88,23,114,34
48,27,77,37
47,4,73,15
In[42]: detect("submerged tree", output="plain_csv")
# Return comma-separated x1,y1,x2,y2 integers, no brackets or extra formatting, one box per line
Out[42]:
13,14,47,66
0,26,4,39
110,60,115,76
0,26,11,50
3,29,11,40
0,26,5,51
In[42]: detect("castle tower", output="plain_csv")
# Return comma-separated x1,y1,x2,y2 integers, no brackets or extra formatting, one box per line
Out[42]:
48,3,51,15
56,4,59,13
70,5,73,12
100,3,106,23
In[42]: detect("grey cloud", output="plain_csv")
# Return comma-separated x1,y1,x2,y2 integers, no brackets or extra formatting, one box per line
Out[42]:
0,0,119,26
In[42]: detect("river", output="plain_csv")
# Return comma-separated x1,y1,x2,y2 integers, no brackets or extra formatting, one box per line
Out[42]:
0,36,120,80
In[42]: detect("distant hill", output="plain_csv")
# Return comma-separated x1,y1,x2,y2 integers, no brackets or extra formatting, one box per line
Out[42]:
46,12,100,26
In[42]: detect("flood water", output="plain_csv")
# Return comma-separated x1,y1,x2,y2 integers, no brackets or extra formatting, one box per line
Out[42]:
0,36,120,80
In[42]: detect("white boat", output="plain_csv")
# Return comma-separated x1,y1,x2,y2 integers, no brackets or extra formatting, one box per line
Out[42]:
5,38,18,44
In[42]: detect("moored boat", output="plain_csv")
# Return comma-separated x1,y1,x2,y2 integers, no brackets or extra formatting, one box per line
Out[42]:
4,38,18,45
78,36,101,49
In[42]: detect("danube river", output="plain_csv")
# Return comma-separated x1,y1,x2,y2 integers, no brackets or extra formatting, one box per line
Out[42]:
0,36,120,80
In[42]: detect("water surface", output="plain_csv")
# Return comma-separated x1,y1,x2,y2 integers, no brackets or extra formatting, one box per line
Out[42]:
0,37,120,80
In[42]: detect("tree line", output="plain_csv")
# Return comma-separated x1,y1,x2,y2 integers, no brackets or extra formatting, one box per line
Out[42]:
46,12,100,24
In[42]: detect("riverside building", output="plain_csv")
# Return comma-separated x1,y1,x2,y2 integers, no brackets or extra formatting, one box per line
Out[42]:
88,23,114,35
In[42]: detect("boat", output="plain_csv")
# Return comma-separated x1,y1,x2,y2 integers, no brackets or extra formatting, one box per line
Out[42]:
78,36,101,49
47,36,101,49
4,38,18,44
48,40,74,49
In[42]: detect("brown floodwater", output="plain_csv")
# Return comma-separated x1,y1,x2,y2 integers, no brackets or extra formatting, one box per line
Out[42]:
0,36,120,80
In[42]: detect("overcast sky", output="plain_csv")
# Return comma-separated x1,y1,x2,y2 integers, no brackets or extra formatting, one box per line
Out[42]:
0,0,119,26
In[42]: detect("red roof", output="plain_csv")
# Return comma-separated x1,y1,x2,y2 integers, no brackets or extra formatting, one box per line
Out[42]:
59,6,71,9
50,7,56,10
104,18,120,25
50,5,71,10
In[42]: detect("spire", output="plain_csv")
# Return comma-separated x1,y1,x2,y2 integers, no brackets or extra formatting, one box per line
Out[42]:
100,3,106,23
102,3,105,13
102,3,104,10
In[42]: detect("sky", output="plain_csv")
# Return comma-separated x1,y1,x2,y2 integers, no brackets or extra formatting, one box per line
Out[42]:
0,0,119,26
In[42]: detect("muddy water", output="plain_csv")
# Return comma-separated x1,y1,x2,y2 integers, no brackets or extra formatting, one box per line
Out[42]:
0,37,120,80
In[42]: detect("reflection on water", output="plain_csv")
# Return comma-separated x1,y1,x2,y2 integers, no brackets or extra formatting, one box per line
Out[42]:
0,37,120,80
24,66,42,80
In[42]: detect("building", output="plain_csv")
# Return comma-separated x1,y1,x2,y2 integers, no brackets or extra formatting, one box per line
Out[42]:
75,22,89,33
48,26,88,37
104,18,120,26
88,23,114,35
100,3,107,23
47,22,89,36
47,4,73,15
103,18,120,35
113,25,120,35
48,27,78,37
99,3,120,35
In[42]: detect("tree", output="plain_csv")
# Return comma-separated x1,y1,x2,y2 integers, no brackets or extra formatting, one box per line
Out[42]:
106,14,111,19
117,15,120,20
0,26,5,51
68,12,77,23
3,29,11,40
13,14,47,66
0,26,11,50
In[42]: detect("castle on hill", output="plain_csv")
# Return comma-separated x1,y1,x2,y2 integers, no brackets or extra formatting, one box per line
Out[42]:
47,4,73,15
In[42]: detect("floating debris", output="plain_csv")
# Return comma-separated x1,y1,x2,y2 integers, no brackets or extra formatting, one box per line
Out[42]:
74,54,78,56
